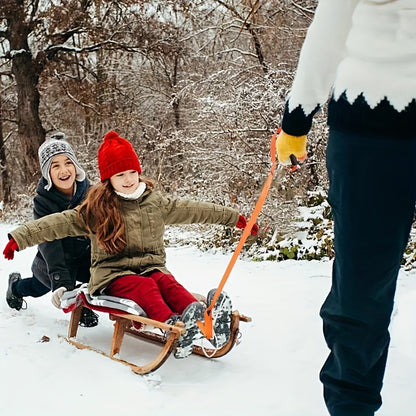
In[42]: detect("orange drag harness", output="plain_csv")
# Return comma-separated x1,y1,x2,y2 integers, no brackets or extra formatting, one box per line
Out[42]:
197,129,279,339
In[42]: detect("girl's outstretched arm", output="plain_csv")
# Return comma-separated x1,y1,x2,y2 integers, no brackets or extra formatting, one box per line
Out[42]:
6,209,89,254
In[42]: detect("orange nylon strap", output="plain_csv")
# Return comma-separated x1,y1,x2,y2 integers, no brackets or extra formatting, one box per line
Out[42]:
197,129,279,339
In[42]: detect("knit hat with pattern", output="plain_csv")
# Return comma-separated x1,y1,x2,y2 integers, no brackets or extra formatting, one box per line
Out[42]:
38,132,86,191
98,131,142,182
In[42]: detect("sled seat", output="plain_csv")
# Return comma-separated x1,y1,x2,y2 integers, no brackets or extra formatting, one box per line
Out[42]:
61,284,251,375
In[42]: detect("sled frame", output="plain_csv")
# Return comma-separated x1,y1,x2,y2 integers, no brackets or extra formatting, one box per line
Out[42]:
124,310,251,359
66,304,185,374
64,303,251,375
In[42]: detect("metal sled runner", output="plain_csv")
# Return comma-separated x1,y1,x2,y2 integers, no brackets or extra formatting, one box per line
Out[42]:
61,285,251,375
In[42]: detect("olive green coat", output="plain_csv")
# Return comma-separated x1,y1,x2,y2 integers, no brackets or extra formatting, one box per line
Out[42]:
10,189,239,295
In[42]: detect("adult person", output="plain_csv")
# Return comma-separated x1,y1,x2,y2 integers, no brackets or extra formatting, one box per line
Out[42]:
276,1,416,415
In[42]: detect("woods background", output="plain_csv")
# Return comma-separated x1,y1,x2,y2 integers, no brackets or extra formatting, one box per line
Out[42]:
0,0,359,264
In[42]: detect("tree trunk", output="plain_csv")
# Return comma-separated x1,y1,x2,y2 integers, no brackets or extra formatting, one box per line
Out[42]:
8,4,45,181
12,57,45,180
0,94,11,204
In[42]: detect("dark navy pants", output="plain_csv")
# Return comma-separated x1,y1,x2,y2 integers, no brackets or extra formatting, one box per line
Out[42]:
320,128,416,416
14,276,50,298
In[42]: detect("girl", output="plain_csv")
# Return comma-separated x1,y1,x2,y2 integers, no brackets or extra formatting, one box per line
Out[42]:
4,131,256,358
5,133,98,327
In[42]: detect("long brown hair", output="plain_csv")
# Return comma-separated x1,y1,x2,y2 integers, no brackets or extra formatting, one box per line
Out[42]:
78,178,154,254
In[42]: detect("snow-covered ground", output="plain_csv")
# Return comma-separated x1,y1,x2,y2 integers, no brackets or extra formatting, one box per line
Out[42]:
1,222,416,416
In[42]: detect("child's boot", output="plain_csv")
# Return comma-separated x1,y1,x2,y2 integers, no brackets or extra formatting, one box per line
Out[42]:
173,301,205,359
206,288,233,348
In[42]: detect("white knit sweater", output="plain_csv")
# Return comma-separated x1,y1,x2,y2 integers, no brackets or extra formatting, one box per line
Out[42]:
282,0,416,136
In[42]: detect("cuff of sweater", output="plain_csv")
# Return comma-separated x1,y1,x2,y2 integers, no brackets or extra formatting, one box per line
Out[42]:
281,101,320,136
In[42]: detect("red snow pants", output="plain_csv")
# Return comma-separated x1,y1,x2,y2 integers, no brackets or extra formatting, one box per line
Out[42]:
106,271,197,322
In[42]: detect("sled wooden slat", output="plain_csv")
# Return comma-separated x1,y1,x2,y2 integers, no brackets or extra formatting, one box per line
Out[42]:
64,303,185,375
125,310,251,359
63,301,251,374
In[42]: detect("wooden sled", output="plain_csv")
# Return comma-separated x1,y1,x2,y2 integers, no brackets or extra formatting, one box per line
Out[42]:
123,310,251,359
61,286,251,375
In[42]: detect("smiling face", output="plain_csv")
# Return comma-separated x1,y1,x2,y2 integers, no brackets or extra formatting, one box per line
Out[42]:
49,154,76,196
110,170,140,194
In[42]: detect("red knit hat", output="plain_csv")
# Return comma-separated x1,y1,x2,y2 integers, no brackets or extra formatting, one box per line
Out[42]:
98,131,142,182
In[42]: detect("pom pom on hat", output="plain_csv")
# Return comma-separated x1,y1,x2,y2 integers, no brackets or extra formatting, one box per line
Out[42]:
98,131,142,182
38,132,86,191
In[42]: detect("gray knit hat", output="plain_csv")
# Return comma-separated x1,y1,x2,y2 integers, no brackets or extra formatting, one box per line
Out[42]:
38,132,86,190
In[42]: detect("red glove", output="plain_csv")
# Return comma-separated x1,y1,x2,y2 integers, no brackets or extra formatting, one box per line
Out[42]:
236,215,247,229
3,238,18,260
250,223,259,236
236,215,259,236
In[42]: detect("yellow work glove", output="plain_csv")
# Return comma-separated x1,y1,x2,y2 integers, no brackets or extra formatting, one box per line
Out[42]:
276,130,307,171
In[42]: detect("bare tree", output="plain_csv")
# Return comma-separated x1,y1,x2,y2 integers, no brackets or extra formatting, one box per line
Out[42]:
0,85,9,203
0,0,145,187
0,0,323,245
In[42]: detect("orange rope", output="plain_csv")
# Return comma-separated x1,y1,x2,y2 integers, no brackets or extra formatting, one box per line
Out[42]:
197,129,279,339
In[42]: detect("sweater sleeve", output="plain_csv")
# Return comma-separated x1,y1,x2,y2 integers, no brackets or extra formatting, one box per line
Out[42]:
282,0,359,136
160,194,239,227
10,209,89,252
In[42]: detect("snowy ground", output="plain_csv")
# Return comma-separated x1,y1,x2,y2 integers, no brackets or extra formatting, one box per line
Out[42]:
1,222,416,416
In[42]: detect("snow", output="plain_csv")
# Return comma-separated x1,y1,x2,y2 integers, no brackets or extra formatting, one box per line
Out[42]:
9,49,28,57
1,222,416,416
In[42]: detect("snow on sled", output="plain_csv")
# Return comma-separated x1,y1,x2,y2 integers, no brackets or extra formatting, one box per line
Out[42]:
60,284,251,375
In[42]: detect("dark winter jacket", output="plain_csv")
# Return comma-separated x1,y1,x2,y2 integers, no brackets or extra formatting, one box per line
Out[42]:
31,177,91,291
11,187,239,295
